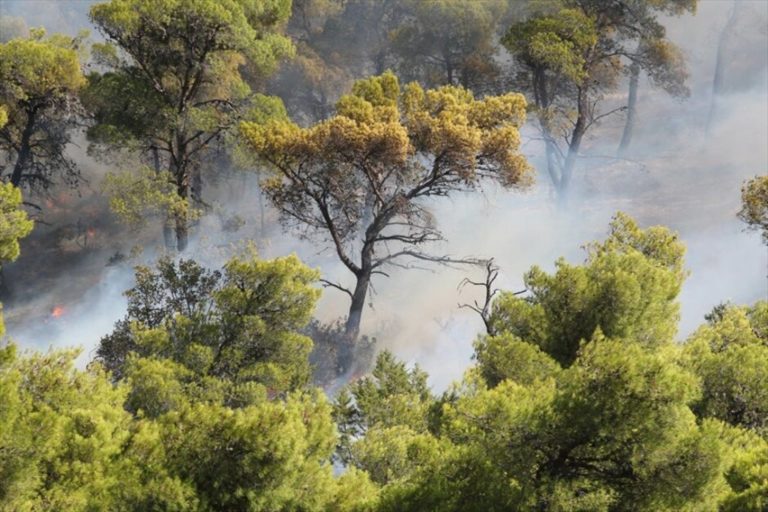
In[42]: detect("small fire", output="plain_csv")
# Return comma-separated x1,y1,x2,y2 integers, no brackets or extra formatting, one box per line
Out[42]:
51,306,65,318
87,228,96,238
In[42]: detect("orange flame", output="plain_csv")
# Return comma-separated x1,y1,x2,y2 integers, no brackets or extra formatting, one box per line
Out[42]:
51,306,65,318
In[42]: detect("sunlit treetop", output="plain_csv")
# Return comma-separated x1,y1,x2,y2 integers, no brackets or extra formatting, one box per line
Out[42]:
0,33,85,103
0,30,87,191
489,213,686,366
90,0,293,77
504,7,599,85
243,71,532,248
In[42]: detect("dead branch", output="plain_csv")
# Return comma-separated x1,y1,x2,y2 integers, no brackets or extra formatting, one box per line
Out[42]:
458,258,500,335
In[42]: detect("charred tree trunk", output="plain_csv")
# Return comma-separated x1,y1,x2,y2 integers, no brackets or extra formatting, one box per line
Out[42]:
10,106,37,187
617,61,640,157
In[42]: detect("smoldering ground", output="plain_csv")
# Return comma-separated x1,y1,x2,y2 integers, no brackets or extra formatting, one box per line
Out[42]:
1,0,765,391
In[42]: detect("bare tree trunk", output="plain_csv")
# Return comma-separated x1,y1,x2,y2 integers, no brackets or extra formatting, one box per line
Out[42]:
174,163,190,252
557,88,589,204
191,165,202,204
544,136,562,193
258,184,266,233
557,155,575,206
163,223,175,249
152,147,175,249
373,49,387,75
10,107,37,187
175,212,189,252
344,271,370,339
175,179,189,252
617,62,640,157
533,68,565,198
707,1,740,133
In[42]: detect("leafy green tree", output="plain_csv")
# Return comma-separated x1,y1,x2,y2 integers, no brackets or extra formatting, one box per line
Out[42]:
0,31,86,192
0,347,159,511
85,0,294,250
0,183,33,268
444,337,724,511
615,0,696,155
334,350,433,464
738,175,768,244
243,71,531,338
152,391,341,511
504,0,695,200
683,302,768,437
269,0,352,122
346,350,432,433
486,212,686,366
342,214,759,511
97,251,321,403
474,332,561,388
390,0,513,92
0,344,373,511
0,178,33,309
503,7,599,200
715,422,768,512
346,340,728,511
333,0,406,77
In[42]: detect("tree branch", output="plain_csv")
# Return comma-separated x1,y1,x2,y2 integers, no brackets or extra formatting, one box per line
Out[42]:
319,278,353,299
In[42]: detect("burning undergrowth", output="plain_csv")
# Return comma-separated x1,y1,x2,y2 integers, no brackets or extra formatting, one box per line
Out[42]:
1,185,136,352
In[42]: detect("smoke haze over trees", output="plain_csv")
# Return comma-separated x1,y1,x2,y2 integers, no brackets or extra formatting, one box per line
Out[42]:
0,0,766,509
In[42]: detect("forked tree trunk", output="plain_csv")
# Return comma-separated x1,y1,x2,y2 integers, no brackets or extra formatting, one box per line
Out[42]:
617,62,640,157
